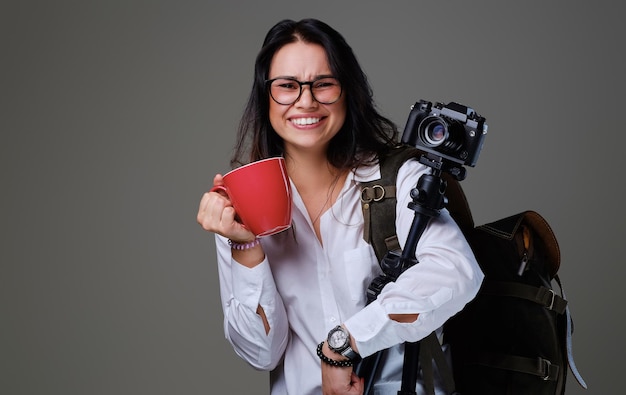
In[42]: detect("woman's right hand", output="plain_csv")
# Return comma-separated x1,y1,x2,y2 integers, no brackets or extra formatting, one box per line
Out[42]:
196,174,256,242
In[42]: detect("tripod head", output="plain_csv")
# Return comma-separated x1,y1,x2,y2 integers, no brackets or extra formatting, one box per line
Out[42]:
418,151,467,181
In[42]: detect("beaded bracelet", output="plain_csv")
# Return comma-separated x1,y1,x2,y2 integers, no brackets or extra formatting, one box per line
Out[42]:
228,238,260,251
316,342,353,367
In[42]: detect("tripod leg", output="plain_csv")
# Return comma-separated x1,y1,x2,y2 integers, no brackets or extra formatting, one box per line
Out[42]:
357,349,385,395
398,341,420,395
419,342,436,395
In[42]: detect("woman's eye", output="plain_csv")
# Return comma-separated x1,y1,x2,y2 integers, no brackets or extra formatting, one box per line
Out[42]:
277,81,298,90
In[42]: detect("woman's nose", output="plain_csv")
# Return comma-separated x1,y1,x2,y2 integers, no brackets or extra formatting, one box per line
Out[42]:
295,85,317,107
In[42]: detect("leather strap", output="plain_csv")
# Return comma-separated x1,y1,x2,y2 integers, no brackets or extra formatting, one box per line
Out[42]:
474,352,561,381
480,281,568,314
419,332,456,395
360,145,421,261
556,275,588,389
361,184,395,246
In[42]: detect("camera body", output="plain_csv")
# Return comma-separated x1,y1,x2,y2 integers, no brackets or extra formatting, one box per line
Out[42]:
401,100,488,167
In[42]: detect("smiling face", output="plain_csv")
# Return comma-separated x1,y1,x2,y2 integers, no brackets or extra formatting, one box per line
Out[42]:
268,41,347,157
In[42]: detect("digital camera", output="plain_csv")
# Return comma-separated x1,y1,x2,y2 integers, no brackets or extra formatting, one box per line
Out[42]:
401,100,488,167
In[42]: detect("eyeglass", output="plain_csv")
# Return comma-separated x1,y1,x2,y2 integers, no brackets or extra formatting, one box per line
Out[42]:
266,76,342,105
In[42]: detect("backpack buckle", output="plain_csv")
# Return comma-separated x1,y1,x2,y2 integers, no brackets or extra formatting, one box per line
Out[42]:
542,359,553,381
547,289,556,310
361,185,386,203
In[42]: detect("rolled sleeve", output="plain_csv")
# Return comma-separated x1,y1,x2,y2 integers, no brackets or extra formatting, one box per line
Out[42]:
231,257,277,312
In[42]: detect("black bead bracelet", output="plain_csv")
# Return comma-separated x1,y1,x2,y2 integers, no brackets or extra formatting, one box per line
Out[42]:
316,342,353,367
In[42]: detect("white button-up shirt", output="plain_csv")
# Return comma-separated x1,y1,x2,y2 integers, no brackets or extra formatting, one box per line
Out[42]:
215,158,483,395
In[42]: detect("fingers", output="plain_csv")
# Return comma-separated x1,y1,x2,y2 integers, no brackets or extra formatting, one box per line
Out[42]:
351,372,364,393
196,180,255,241
197,174,228,226
213,173,225,187
321,363,362,395
197,190,232,228
196,191,212,223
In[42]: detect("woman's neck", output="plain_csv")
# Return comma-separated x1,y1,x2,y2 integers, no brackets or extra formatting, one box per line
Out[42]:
284,148,340,189
284,150,348,243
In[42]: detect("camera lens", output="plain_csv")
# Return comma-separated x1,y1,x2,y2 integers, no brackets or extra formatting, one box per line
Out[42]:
426,123,446,145
418,116,448,147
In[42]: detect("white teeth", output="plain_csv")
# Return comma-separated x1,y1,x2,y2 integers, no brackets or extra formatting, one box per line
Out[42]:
292,117,320,126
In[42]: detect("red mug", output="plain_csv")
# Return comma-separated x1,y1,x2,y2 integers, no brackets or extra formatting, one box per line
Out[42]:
211,157,292,237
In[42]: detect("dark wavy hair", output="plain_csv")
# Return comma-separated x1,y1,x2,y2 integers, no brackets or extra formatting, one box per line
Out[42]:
231,18,399,170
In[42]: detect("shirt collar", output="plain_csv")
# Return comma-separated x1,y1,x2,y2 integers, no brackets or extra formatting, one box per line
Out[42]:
351,161,381,183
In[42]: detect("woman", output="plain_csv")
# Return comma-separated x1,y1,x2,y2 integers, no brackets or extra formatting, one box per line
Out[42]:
197,18,483,395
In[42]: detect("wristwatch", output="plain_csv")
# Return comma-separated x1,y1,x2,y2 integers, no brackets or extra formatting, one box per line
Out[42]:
327,325,361,361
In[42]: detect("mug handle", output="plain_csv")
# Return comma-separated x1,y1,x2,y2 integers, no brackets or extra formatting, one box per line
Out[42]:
210,185,228,195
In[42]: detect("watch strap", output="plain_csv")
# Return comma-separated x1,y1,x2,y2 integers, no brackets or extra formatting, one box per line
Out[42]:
341,347,361,362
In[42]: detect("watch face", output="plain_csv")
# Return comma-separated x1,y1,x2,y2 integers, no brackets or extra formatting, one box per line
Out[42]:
329,328,348,349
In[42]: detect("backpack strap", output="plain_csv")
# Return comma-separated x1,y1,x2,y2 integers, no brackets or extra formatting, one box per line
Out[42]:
360,145,475,262
473,352,562,381
360,145,423,261
556,275,589,389
480,281,568,314
419,333,456,395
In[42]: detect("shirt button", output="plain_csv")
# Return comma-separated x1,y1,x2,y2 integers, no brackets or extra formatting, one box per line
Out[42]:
330,316,337,322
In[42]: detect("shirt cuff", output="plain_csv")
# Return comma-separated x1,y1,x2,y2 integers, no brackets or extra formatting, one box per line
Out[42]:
230,257,276,312
344,300,404,357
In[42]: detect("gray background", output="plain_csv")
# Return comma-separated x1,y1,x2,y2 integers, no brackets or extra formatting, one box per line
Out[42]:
2,1,623,394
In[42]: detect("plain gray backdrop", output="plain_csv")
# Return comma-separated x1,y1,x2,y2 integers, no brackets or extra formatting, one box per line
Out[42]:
2,1,624,394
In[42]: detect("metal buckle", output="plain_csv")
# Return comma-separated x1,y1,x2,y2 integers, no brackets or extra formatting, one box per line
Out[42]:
542,359,553,381
360,185,385,203
547,289,556,310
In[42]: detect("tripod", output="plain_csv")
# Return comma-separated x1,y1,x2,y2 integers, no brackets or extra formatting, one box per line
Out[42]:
356,152,463,395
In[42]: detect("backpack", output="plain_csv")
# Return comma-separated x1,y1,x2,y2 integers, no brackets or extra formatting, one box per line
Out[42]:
358,145,587,395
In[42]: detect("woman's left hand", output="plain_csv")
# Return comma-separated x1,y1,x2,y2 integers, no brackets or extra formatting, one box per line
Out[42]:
321,343,364,395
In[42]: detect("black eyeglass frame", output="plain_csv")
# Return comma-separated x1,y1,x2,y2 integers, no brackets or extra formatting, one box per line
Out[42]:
265,76,343,105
